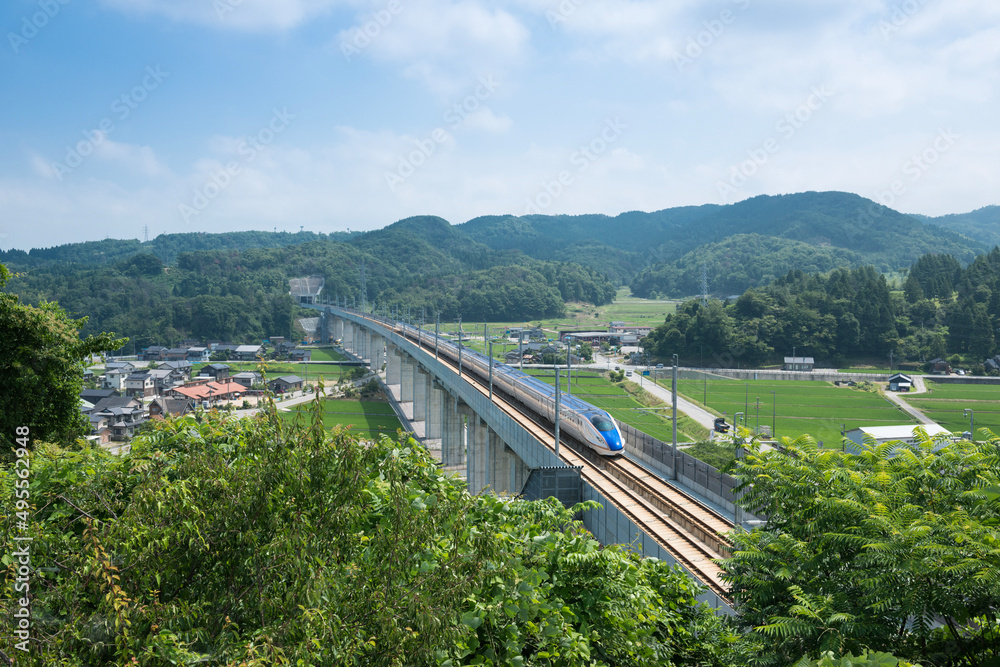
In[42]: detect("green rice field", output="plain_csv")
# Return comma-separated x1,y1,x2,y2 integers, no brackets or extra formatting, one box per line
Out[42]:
281,398,402,435
302,347,347,362
669,377,913,446
900,381,1000,439
525,370,688,442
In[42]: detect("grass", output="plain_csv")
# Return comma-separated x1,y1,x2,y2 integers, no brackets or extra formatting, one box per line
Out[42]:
525,370,704,442
682,442,736,471
667,377,913,446
281,398,403,435
435,287,677,336
302,347,347,362
898,380,1000,438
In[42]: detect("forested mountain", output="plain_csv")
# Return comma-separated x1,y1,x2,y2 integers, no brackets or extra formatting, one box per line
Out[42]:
0,230,355,269
2,216,616,348
459,192,986,296
2,190,995,347
916,205,1000,246
629,234,865,298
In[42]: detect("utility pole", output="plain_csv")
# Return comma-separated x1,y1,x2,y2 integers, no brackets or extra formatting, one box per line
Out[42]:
554,368,561,460
672,354,678,481
771,389,776,439
755,396,760,435
457,316,463,377
964,408,975,441
566,335,572,396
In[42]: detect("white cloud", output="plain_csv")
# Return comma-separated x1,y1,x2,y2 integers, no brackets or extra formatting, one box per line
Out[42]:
335,0,530,95
463,108,513,133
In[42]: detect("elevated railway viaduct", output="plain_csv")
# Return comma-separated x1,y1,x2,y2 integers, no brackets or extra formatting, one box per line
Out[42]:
306,304,738,615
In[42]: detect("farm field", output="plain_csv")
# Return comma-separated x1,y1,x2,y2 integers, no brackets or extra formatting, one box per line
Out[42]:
525,370,697,442
899,381,1000,439
302,347,347,362
436,288,677,336
670,377,913,446
281,398,402,435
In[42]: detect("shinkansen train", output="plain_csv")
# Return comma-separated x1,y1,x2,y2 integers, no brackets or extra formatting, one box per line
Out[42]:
392,320,624,457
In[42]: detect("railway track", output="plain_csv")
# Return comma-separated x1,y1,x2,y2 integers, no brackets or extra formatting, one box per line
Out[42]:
357,315,734,601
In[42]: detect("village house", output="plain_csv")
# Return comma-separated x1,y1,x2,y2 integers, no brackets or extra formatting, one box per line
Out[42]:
231,371,262,389
200,363,231,381
124,371,156,398
234,344,263,361
148,396,195,419
268,375,304,394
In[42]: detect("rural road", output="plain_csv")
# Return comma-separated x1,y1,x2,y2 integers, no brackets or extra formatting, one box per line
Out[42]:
590,354,720,434
883,375,936,425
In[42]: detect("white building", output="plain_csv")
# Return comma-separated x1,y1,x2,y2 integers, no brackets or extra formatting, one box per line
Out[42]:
845,424,952,453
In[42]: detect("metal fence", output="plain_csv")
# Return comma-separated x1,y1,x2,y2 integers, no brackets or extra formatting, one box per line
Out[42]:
619,422,738,514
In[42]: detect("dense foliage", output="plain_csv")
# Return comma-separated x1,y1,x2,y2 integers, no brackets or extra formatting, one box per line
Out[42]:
641,245,1000,366
460,192,983,297
721,430,1000,666
0,263,124,455
642,266,901,366
3,217,615,347
629,234,864,298
0,408,739,665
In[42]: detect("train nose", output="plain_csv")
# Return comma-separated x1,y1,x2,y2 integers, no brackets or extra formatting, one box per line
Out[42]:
602,431,623,451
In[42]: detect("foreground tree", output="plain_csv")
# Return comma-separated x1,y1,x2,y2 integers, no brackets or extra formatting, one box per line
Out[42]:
2,401,741,665
0,262,124,456
720,430,1000,666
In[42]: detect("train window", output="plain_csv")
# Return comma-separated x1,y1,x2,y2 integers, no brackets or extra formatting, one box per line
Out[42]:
590,416,614,431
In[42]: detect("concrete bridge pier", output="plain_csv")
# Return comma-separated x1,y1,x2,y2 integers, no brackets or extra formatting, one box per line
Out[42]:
372,335,385,371
333,316,344,342
343,321,355,353
413,365,428,432
466,417,491,495
426,379,443,441
400,354,415,405
386,344,402,386
442,396,466,469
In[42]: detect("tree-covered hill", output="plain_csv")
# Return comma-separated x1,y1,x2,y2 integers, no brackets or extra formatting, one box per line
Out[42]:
459,192,987,296
629,233,866,298
3,220,617,347
915,205,1000,246
0,230,356,269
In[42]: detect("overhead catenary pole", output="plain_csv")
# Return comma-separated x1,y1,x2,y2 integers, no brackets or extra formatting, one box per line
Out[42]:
672,354,679,481
566,335,572,395
771,389,776,439
488,340,494,401
457,316,463,378
554,368,561,460
435,313,440,360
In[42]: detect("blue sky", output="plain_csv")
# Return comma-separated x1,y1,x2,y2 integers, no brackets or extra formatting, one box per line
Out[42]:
1,0,998,251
